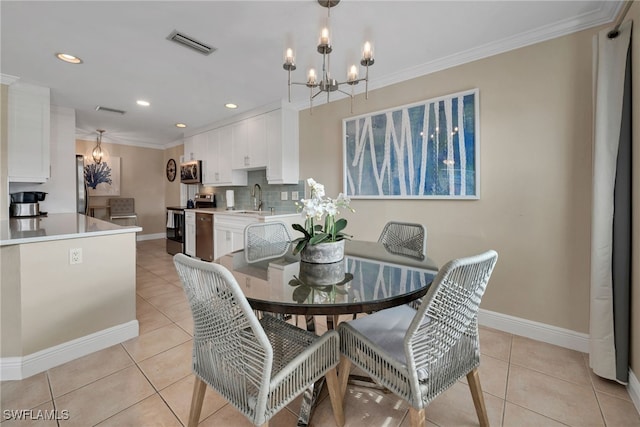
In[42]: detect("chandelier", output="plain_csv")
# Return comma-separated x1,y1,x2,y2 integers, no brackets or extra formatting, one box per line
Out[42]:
92,129,106,164
283,0,375,111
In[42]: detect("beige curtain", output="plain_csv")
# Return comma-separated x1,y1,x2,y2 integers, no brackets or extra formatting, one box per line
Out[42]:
589,20,632,384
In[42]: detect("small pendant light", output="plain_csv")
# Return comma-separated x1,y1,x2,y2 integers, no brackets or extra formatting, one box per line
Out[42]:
92,129,106,164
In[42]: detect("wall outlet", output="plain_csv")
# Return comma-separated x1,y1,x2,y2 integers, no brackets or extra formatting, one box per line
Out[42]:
69,248,82,265
280,191,288,201
291,191,299,201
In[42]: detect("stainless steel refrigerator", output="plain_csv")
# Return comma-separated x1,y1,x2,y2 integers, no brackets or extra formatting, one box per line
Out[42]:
76,155,88,214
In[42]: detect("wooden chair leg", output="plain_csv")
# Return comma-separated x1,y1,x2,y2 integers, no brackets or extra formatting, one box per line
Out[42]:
338,355,352,399
325,367,345,427
467,368,490,427
409,407,426,427
188,377,207,427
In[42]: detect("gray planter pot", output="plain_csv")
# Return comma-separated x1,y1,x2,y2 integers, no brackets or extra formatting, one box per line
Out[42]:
300,240,345,264
299,259,346,285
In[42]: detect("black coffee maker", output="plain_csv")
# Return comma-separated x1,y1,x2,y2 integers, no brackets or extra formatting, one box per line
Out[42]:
10,191,47,217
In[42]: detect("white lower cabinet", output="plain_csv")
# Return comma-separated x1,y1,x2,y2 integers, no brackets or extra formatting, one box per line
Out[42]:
213,213,302,259
214,214,257,258
185,211,196,256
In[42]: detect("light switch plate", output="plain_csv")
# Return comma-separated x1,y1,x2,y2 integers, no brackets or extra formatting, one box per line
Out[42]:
291,191,299,201
280,191,288,201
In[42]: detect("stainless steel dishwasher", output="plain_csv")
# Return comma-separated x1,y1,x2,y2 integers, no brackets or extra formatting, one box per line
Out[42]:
195,213,214,261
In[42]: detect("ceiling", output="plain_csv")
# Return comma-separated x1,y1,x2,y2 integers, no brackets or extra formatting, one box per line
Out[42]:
0,1,621,149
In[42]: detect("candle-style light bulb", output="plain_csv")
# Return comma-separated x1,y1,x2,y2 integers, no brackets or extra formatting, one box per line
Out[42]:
348,65,358,82
307,68,317,85
363,42,373,61
320,28,330,46
284,48,294,65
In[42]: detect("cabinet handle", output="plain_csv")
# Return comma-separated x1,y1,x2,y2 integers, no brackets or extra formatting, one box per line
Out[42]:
226,230,231,241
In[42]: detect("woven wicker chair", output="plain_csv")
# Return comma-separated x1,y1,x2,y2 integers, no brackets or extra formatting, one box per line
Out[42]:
244,221,291,263
378,221,426,258
338,250,498,427
173,253,344,427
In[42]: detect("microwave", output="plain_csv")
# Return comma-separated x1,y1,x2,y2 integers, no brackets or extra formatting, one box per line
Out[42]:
180,160,202,184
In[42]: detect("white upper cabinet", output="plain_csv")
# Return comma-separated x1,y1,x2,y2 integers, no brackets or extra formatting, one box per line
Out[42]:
266,106,299,184
183,136,195,161
202,126,247,187
232,115,268,170
8,82,51,183
187,102,299,185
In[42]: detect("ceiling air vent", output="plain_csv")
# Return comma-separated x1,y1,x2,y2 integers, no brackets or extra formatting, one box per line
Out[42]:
95,106,126,115
167,30,216,56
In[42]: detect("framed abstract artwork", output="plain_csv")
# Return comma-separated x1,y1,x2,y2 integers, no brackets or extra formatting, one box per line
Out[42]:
343,89,479,199
85,156,121,196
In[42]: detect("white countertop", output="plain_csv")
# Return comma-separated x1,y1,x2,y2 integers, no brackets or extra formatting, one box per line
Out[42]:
0,213,142,246
185,207,301,220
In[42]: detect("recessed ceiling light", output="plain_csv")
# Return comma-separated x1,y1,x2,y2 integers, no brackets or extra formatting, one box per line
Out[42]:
176,123,187,128
136,100,150,107
225,103,238,109
55,53,82,64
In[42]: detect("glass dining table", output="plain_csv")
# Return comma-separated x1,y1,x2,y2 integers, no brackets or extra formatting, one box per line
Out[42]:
217,239,439,426
218,239,439,326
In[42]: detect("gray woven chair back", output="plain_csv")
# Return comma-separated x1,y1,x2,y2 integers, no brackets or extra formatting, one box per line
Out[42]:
407,250,498,403
378,221,426,258
174,253,343,426
244,221,291,263
173,254,273,422
109,198,135,215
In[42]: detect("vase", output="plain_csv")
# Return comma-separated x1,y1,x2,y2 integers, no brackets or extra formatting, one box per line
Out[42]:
299,259,346,285
300,240,345,264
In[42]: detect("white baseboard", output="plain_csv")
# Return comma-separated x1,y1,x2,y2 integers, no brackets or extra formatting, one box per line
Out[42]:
137,233,165,241
0,320,139,380
628,369,640,415
478,308,589,353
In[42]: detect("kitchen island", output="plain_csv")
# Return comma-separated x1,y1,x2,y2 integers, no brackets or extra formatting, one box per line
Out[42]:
0,213,142,380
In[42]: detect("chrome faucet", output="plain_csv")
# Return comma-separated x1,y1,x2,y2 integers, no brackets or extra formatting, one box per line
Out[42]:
251,183,263,211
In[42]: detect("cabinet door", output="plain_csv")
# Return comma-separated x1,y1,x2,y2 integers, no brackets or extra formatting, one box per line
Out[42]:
203,129,219,185
266,107,299,184
246,115,267,168
231,228,245,253
214,226,234,258
217,125,247,186
185,212,196,256
231,121,248,169
8,83,51,182
192,132,207,161
183,136,195,162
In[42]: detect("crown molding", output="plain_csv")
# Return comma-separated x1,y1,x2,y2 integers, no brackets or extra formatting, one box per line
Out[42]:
0,74,20,86
293,1,620,112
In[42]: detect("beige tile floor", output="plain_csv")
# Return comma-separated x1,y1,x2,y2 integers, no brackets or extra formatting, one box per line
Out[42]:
2,238,639,427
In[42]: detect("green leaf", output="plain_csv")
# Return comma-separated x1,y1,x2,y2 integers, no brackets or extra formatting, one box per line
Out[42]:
334,218,348,234
292,285,311,303
292,239,307,255
309,233,330,245
292,223,310,238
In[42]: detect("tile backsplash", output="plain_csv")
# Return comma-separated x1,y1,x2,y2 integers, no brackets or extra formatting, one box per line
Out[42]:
200,170,305,214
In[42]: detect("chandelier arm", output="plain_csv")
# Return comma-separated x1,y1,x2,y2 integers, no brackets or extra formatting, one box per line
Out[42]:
291,81,318,87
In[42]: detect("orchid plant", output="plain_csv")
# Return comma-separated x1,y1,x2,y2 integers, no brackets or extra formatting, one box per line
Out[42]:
292,178,355,255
